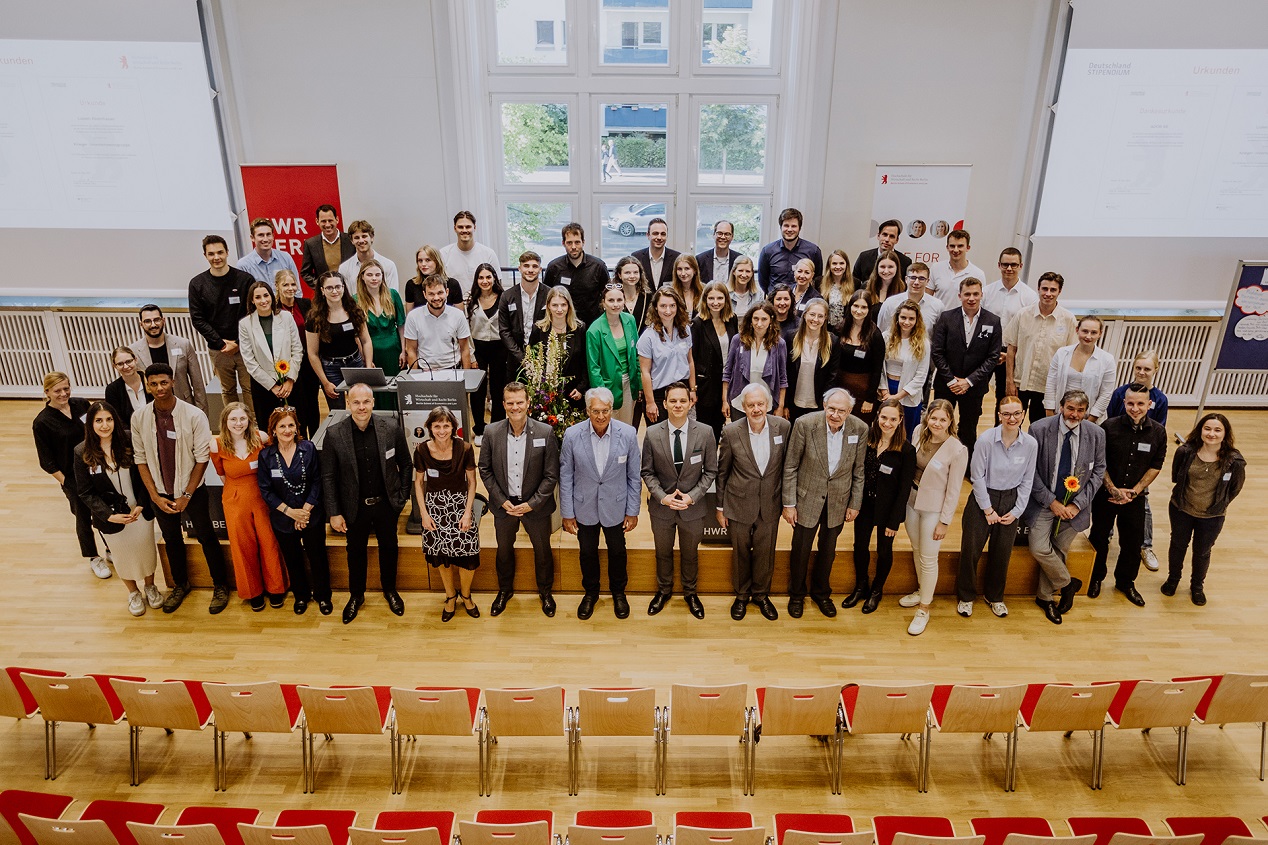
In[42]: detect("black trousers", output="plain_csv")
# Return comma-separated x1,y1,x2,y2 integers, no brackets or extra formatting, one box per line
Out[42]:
1167,502,1226,591
991,361,1009,425
345,500,401,597
1088,488,1147,588
493,510,555,594
62,482,99,559
291,358,321,438
956,487,1019,603
276,520,332,602
934,383,986,459
789,504,843,600
852,501,897,591
730,516,777,600
249,381,284,430
1017,390,1047,427
472,338,508,435
153,486,227,587
577,521,628,597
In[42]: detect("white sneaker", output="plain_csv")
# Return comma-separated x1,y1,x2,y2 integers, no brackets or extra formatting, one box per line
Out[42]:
127,590,146,617
144,584,164,609
957,600,973,617
898,592,922,608
907,609,930,636
89,557,112,579
1142,548,1160,572
988,600,1009,618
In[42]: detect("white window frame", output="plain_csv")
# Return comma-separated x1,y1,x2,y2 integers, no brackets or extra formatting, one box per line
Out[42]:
493,94,579,191
692,0,784,76
486,0,577,75
593,96,676,191
688,195,773,257
690,95,779,192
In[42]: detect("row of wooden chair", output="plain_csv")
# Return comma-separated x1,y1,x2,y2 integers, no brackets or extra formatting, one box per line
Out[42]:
5,798,1268,845
4,666,1266,795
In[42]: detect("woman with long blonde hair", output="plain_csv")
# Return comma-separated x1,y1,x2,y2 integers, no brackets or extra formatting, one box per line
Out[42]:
879,300,930,438
783,299,838,422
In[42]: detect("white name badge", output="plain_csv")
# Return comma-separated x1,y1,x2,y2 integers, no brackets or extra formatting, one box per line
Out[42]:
617,454,627,464
271,469,284,478
172,347,184,356
690,454,702,465
880,464,894,475
249,460,258,469
847,435,859,444
385,448,395,459
1137,442,1152,452
532,438,546,447
427,468,440,477
773,435,784,444
854,349,866,358
166,430,178,439
229,296,240,304
79,414,87,422
1149,400,1155,409
1013,456,1025,464
342,323,354,331
507,303,518,312
90,465,103,475
1223,472,1233,481
930,459,944,470
560,276,572,286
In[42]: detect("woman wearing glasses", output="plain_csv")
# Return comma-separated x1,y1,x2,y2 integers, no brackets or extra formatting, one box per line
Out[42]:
305,271,372,411
104,347,152,419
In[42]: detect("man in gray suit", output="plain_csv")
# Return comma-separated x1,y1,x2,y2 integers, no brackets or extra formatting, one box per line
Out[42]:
1024,389,1105,624
131,304,207,413
560,387,642,620
320,383,413,624
479,382,560,617
641,381,718,619
782,388,868,618
716,382,790,621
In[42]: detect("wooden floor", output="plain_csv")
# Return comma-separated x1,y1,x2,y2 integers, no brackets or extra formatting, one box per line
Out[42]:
2,399,1266,833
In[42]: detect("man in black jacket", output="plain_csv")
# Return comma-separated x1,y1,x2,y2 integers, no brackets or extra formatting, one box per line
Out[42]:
188,235,253,420
930,277,1002,459
299,203,355,291
544,223,609,326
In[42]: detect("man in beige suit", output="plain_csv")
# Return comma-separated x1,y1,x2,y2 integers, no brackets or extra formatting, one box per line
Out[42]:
782,388,868,618
130,305,208,413
716,382,790,621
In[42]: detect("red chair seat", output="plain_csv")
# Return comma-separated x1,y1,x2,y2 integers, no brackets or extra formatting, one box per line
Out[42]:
0,789,74,845
873,817,955,845
1165,818,1254,845
970,818,1054,845
1096,680,1143,725
676,813,754,830
474,811,553,835
279,683,305,726
575,812,655,829
1018,683,1052,725
276,810,358,845
176,807,261,845
775,814,854,845
1067,817,1152,845
3,667,67,717
87,674,147,722
929,686,954,724
80,801,165,845
375,812,456,842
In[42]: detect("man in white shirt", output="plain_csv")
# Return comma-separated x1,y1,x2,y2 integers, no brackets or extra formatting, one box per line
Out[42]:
929,229,986,308
404,276,474,371
876,261,944,332
439,210,501,299
236,218,298,290
338,220,400,292
1003,271,1078,425
982,248,1038,421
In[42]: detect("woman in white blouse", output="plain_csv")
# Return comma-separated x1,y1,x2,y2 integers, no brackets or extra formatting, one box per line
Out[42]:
239,280,304,427
878,300,930,439
727,256,762,318
1045,315,1117,421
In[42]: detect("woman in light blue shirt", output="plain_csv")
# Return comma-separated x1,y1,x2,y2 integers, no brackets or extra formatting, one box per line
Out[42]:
637,287,696,423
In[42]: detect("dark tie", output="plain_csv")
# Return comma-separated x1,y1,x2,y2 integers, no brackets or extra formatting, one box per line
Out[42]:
1055,428,1073,496
673,428,683,470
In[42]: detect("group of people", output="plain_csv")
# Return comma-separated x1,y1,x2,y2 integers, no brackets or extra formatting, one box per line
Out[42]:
31,205,1246,631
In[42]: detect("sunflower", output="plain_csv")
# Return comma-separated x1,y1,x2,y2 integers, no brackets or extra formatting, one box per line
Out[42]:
275,360,291,376
1063,475,1080,493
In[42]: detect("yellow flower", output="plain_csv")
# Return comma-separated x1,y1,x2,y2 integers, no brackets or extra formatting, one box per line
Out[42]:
275,360,291,376
1063,475,1080,493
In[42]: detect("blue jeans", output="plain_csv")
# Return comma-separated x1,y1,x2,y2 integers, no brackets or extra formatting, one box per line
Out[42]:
321,353,364,410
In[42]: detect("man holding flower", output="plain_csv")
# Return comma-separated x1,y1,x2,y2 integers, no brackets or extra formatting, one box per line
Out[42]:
1024,390,1105,624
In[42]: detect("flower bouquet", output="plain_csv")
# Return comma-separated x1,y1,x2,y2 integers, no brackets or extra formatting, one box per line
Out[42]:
520,332,584,440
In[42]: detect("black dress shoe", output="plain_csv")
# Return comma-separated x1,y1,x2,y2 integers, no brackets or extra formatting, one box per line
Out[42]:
787,597,804,618
1160,579,1178,596
249,595,266,612
1035,598,1062,625
861,590,882,614
293,598,308,616
731,598,747,620
577,594,597,620
1191,589,1207,606
648,592,670,615
1058,578,1082,614
342,595,364,625
841,586,868,609
1087,580,1102,599
685,593,705,619
441,594,456,623
269,593,286,609
490,591,512,616
1116,584,1146,607
460,592,480,618
540,593,556,617
317,599,333,616
755,596,778,621
384,590,405,616
613,594,630,619
813,596,838,618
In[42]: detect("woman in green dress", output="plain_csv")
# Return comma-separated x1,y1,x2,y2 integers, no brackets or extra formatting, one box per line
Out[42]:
355,259,405,409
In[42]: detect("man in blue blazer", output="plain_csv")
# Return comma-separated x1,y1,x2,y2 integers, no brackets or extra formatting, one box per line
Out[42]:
560,386,643,620
1024,389,1105,624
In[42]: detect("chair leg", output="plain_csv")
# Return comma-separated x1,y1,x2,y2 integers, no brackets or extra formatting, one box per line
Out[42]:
1176,724,1188,785
1260,721,1266,782
1092,727,1104,789
44,720,55,780
919,723,931,793
833,728,843,795
1005,725,1019,792
129,724,139,786
389,727,398,795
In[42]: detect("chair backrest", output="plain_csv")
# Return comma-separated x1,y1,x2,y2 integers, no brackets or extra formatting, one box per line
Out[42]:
20,675,117,725
936,685,1026,734
237,826,333,845
1024,684,1118,732
1114,680,1211,730
845,684,934,735
297,686,388,735
0,668,67,719
758,686,842,736
348,829,441,845
457,821,551,845
128,824,226,845
1104,836,1204,845
19,817,118,845
482,688,564,737
566,826,659,845
891,836,984,845
202,682,298,734
1164,818,1255,845
674,829,766,845
783,832,875,845
111,680,207,732
577,688,656,737
175,808,261,845
1003,837,1093,845
1195,674,1268,724
669,684,747,736
390,688,477,736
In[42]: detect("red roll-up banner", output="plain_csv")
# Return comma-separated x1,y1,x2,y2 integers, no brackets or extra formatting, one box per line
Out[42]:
240,164,343,296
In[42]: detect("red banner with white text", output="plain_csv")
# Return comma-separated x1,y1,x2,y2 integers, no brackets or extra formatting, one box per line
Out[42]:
240,164,343,296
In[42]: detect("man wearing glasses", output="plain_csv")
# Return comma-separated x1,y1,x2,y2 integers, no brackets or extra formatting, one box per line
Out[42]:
982,248,1038,422
876,261,944,331
130,304,208,412
696,220,743,285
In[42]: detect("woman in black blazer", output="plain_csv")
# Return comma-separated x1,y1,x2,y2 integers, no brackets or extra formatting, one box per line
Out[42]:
691,281,738,441
73,401,161,617
782,299,840,423
525,286,588,411
103,347,152,422
846,398,917,614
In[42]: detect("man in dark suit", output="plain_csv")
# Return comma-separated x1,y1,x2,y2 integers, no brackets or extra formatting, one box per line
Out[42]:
478,382,560,617
641,381,718,619
716,382,790,621
782,388,868,618
632,217,681,290
498,251,550,382
320,383,412,624
930,277,1003,459
299,204,355,292
695,220,742,285
853,219,912,286
1024,390,1105,624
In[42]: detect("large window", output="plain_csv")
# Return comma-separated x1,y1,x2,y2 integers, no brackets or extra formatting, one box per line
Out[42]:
499,101,571,185
495,0,567,65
